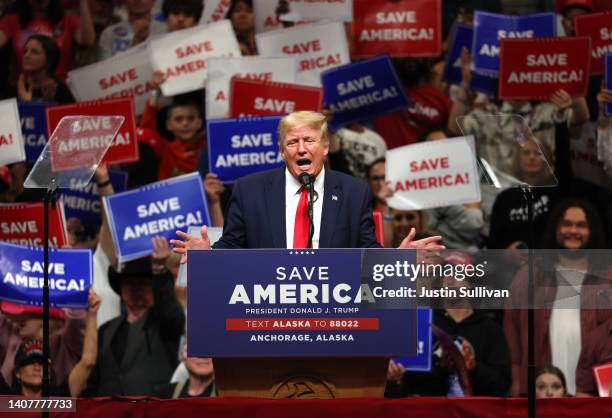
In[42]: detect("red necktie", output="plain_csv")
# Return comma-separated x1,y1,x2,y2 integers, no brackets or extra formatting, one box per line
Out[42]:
293,187,310,249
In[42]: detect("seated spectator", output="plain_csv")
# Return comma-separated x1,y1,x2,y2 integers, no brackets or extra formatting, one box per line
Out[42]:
86,246,185,396
576,318,612,396
9,34,74,103
387,251,511,397
504,198,612,396
1,290,100,397
162,0,202,32
157,97,205,180
98,0,166,59
0,0,94,81
0,301,85,389
417,126,484,251
536,366,568,398
228,0,256,55
155,343,216,398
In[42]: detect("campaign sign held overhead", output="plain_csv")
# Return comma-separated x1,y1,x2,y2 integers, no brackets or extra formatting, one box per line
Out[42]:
148,20,242,96
230,79,323,117
499,37,591,100
104,173,211,263
206,56,296,119
67,44,155,115
208,116,283,183
575,11,612,75
352,0,441,58
0,242,92,308
253,0,282,33
60,170,128,227
18,102,52,163
443,24,498,97
0,98,26,166
0,202,68,248
322,55,410,128
46,98,138,166
472,11,556,75
188,248,418,357
280,0,353,23
256,21,350,86
386,136,481,210
200,0,231,24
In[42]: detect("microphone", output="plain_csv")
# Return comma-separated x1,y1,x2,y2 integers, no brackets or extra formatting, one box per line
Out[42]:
298,173,315,248
298,173,314,189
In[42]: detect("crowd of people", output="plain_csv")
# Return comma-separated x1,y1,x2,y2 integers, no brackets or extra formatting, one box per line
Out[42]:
0,0,611,401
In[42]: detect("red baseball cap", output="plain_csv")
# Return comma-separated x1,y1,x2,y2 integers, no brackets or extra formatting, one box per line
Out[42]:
556,0,594,13
0,301,66,320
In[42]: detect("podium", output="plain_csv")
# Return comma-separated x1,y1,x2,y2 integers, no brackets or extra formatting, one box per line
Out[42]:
187,249,419,398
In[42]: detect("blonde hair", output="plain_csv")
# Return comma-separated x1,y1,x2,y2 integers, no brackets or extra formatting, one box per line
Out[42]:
511,134,555,185
277,111,329,147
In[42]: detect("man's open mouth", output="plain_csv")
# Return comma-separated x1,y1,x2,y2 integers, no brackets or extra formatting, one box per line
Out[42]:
297,159,312,167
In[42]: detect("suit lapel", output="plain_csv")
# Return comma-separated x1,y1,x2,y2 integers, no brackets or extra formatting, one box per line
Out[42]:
319,171,341,248
265,169,286,248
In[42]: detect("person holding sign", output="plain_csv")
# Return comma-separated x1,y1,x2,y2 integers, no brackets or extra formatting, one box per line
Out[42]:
596,86,612,178
171,111,445,254
0,290,100,397
228,0,257,55
557,0,593,36
162,0,203,32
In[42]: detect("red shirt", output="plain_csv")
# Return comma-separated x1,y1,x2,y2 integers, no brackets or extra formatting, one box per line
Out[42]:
0,13,80,81
373,84,452,149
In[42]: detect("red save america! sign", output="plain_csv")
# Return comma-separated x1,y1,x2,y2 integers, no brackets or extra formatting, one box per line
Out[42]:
229,78,323,117
498,37,591,100
0,202,67,248
574,10,612,75
46,97,138,166
352,0,441,58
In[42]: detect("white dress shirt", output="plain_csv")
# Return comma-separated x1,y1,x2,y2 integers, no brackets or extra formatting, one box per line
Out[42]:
285,167,325,249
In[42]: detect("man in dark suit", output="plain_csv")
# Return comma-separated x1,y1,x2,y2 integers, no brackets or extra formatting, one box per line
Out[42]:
171,111,443,255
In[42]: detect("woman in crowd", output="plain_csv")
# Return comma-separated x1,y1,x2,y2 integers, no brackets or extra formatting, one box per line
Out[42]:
228,0,255,55
11,34,74,102
504,198,611,396
535,366,568,398
0,0,94,81
488,136,557,250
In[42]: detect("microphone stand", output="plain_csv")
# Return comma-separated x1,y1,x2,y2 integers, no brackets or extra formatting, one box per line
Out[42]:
306,180,315,249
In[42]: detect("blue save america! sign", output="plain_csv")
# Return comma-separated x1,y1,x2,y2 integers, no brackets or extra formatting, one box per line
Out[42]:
472,11,556,75
104,172,210,263
0,241,92,308
187,248,418,357
321,55,410,129
207,116,284,183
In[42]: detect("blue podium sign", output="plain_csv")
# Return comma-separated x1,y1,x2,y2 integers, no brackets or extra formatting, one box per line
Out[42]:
188,248,418,357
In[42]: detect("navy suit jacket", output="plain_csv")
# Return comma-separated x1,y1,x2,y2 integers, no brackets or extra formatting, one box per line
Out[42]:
213,168,381,249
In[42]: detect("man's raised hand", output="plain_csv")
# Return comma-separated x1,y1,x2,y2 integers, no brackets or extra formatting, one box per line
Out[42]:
398,227,445,250
170,225,211,264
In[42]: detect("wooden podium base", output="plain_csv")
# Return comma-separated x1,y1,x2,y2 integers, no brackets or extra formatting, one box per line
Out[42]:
213,358,389,398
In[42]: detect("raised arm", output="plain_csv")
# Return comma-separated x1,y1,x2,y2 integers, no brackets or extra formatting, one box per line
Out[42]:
68,290,100,397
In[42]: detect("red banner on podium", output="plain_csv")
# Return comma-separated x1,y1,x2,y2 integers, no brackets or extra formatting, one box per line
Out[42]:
229,78,323,117
46,98,138,165
352,0,441,58
575,11,612,75
0,202,67,248
498,37,591,100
